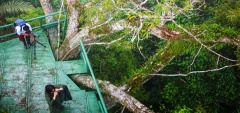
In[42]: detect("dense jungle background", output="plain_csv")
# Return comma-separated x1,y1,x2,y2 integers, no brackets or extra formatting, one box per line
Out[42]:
1,0,240,113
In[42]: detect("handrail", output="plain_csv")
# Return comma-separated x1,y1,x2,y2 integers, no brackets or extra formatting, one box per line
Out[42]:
1,54,3,75
0,11,108,112
0,43,5,75
0,10,67,39
26,49,32,113
79,40,108,113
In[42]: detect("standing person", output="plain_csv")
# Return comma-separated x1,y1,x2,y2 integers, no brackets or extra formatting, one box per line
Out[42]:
45,84,73,113
14,19,35,49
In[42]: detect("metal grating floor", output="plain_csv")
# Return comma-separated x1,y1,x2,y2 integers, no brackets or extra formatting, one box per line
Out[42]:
0,30,101,113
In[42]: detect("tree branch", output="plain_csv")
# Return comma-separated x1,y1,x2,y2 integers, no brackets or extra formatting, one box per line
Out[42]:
171,20,238,62
150,63,240,76
70,74,154,113
190,45,202,67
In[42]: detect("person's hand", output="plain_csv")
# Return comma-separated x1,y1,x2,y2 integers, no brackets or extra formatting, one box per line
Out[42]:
55,88,63,92
24,33,30,37
53,91,58,100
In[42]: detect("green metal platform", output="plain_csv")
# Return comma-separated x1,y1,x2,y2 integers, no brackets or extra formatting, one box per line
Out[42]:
0,11,107,113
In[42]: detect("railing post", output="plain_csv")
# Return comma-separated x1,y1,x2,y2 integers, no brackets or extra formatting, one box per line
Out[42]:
62,11,68,39
39,18,43,30
79,40,108,113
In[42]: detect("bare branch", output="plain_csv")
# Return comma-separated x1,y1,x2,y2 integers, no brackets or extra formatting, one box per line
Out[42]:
57,0,65,60
216,56,220,68
130,0,155,13
137,34,146,59
149,73,187,76
172,20,238,62
61,43,80,60
90,17,113,30
70,75,154,113
150,63,240,76
85,29,134,46
190,45,202,67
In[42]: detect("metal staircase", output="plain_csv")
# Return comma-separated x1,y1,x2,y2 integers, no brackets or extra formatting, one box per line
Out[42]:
0,11,107,113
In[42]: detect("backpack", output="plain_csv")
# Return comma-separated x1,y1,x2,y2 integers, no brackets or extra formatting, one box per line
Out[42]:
14,19,26,31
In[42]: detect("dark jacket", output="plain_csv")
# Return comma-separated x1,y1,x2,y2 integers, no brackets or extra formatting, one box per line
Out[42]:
45,84,72,113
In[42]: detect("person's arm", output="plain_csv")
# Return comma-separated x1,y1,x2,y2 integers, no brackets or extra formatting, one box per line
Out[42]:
30,32,36,42
26,23,36,42
45,92,58,106
53,91,58,100
22,33,30,37
45,92,54,105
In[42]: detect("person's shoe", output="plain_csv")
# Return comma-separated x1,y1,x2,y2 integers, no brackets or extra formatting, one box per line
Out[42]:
59,105,65,110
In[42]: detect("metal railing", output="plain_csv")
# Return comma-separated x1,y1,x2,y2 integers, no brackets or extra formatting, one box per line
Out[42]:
0,10,68,40
0,11,108,113
79,40,108,113
0,42,6,75
0,54,3,75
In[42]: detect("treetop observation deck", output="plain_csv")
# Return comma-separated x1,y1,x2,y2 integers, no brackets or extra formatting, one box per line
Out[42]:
0,11,107,113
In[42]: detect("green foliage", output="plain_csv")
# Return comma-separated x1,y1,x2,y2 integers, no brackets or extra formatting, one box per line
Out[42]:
0,0,34,17
6,7,44,30
172,105,192,113
101,0,114,11
79,0,120,27
25,0,41,7
155,4,163,13
175,12,204,25
83,6,101,26
158,45,239,112
84,1,240,112
112,10,127,21
236,47,240,66
89,25,111,35
88,34,138,85
127,12,139,26
207,1,240,28
0,108,9,113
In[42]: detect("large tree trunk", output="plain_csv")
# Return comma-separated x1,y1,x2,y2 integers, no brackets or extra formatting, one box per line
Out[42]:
56,0,82,60
57,19,181,60
70,74,154,113
65,0,81,38
58,27,89,60
39,0,58,53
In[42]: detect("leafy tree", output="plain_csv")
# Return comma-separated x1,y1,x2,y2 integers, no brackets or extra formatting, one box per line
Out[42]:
35,0,240,112
0,0,33,41
6,7,44,28
0,0,33,17
88,33,138,85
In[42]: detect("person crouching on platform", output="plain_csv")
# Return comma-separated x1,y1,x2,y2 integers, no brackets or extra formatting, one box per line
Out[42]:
45,84,72,113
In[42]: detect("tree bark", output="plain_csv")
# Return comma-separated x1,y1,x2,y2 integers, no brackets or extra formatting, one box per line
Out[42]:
55,0,82,60
39,0,58,53
58,27,89,60
70,74,154,113
57,19,181,60
65,0,81,38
